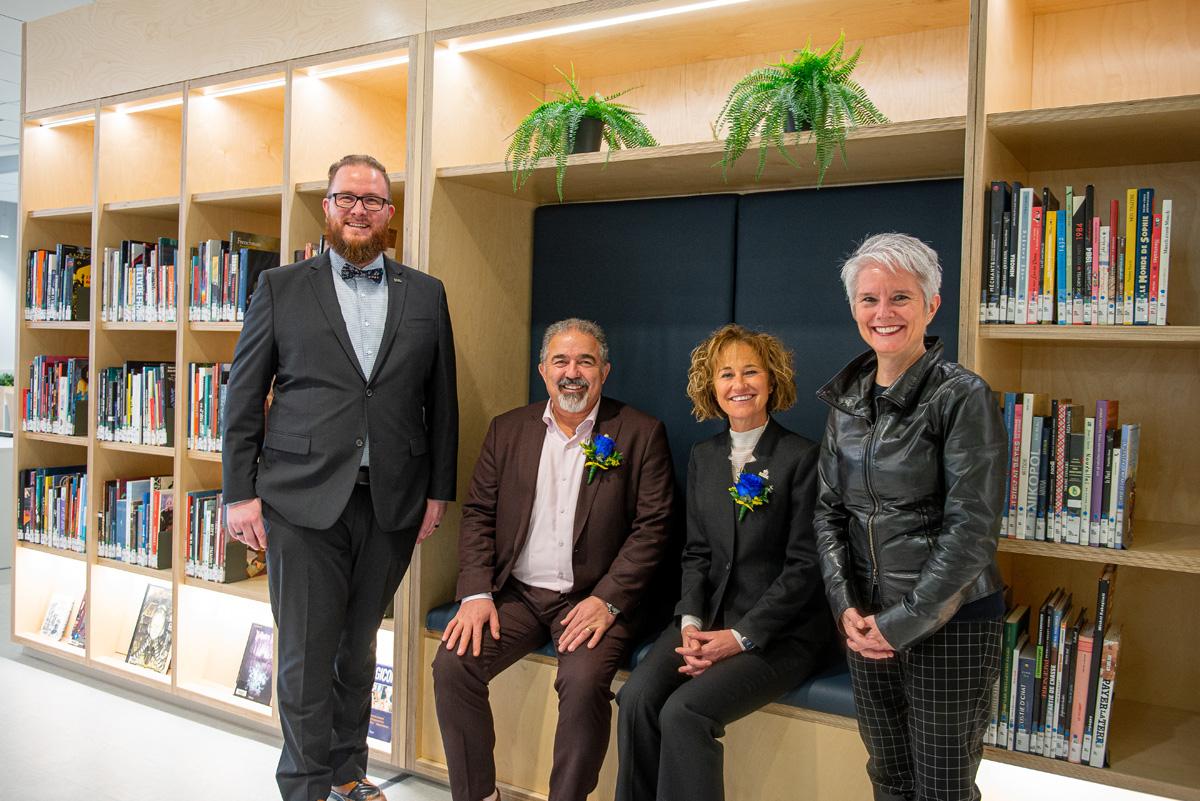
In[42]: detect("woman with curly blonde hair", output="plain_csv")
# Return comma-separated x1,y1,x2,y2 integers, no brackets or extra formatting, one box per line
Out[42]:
616,324,835,801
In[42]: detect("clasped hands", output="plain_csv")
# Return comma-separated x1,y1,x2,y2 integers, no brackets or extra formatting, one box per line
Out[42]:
676,625,743,677
442,595,616,657
841,608,896,659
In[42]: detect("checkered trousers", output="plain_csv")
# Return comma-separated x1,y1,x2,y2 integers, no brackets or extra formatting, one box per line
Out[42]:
847,620,1002,801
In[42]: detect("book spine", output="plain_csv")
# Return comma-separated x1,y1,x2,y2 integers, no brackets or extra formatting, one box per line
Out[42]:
1081,418,1094,546
1035,423,1051,541
1016,191,1031,325
1069,629,1093,763
1089,215,1100,326
1157,199,1171,325
1028,204,1043,324
1071,193,1085,324
1088,632,1120,768
1000,211,1013,323
1098,225,1110,327
1108,199,1120,324
1133,188,1153,324
1123,189,1137,324
1042,209,1057,323
1015,646,1035,753
1024,415,1043,540
1055,209,1068,325
1065,433,1084,545
1149,213,1162,325
1007,399,1023,539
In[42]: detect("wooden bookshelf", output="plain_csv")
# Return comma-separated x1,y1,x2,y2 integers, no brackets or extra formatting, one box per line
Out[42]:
96,441,176,458
23,321,90,331
95,558,174,581
16,540,87,562
13,0,1199,795
439,118,968,204
187,449,222,463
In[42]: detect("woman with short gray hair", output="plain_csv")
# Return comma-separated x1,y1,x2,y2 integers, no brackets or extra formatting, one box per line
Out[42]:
814,233,1008,800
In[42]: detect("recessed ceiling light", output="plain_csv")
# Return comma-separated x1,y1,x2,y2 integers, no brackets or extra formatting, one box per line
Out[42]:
203,78,286,99
308,55,409,79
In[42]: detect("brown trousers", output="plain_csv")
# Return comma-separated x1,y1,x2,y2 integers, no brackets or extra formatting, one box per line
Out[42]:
432,580,633,801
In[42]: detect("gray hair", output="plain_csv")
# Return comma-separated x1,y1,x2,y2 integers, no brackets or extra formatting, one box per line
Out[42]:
539,318,610,365
840,232,942,307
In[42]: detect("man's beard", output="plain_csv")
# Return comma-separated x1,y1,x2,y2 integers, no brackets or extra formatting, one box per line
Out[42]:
555,379,591,413
326,220,389,266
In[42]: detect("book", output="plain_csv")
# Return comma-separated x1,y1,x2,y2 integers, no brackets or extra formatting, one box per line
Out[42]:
1157,199,1172,325
40,593,76,640
1091,401,1118,545
998,604,1029,746
1068,621,1095,762
1064,432,1085,544
1123,189,1137,325
1115,424,1140,549
1015,637,1038,752
1056,606,1086,759
985,181,1010,323
1087,627,1122,768
1081,564,1117,762
368,663,394,743
68,597,87,648
1149,213,1162,325
233,623,274,706
125,584,173,674
1043,591,1071,758
1133,188,1154,324
1032,588,1061,754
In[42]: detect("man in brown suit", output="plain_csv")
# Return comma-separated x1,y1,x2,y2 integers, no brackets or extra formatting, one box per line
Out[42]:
433,318,674,801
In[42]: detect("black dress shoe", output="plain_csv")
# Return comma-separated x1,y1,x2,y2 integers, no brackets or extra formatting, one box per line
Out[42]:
328,778,383,801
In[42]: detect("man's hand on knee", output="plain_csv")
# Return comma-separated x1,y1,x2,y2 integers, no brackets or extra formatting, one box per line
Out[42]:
442,597,500,657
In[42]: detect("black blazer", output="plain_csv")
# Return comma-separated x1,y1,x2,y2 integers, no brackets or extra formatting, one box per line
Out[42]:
675,419,831,650
222,252,458,531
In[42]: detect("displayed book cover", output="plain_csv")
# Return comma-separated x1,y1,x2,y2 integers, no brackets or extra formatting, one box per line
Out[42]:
233,623,274,707
126,584,173,674
40,593,76,640
368,663,394,743
68,597,87,649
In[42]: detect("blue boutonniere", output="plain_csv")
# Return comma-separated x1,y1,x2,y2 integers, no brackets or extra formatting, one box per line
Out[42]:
581,433,623,485
729,469,772,522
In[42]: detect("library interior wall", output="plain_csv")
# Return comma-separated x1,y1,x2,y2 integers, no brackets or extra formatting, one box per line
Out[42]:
0,200,14,374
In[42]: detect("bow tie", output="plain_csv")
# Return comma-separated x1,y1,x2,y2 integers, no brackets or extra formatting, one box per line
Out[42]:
340,264,384,284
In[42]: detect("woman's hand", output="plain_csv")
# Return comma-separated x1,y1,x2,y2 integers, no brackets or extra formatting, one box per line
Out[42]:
676,627,742,676
842,608,895,660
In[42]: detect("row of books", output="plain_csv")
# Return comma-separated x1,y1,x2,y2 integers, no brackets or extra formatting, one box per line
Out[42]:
17,466,87,553
293,236,329,263
987,565,1120,770
188,231,280,322
100,238,178,322
187,362,230,452
39,593,86,649
96,362,177,446
21,355,87,436
982,183,1172,326
186,488,265,584
999,393,1139,549
23,245,91,321
99,476,174,569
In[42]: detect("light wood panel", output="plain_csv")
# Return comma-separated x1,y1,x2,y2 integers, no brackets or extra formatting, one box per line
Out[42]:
427,0,605,31
979,325,1200,346
1031,0,1200,110
982,0,1035,114
998,521,1200,574
24,0,426,112
448,0,968,84
20,119,95,210
536,25,969,148
98,99,184,204
438,118,966,203
416,635,873,800
289,58,410,185
185,86,286,196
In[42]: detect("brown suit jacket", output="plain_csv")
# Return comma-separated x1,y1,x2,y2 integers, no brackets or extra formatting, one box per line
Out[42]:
456,397,674,615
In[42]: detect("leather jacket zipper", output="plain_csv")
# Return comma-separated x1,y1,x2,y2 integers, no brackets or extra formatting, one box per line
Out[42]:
863,408,882,593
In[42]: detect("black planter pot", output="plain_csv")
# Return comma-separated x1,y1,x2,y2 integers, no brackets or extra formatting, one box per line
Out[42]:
784,112,813,133
571,116,604,154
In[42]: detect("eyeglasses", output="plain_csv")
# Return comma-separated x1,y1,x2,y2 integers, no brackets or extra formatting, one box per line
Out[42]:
327,192,390,212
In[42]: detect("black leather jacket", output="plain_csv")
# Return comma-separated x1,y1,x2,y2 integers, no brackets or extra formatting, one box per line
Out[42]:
813,338,1006,652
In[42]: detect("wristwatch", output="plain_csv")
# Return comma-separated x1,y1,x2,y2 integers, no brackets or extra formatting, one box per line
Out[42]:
738,633,757,651
604,601,621,618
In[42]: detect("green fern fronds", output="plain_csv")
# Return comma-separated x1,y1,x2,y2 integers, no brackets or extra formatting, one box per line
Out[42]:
505,65,658,202
713,33,888,186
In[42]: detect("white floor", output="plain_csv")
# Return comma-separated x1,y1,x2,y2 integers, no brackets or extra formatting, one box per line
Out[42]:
0,567,1166,801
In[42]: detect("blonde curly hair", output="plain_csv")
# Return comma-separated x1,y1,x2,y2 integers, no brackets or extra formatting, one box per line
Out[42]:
686,324,797,422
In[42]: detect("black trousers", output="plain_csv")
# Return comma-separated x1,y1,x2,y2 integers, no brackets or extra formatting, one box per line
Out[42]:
847,620,1002,801
265,484,418,801
615,624,827,801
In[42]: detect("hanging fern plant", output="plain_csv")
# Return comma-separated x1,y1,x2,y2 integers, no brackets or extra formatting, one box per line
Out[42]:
506,65,658,202
713,33,888,186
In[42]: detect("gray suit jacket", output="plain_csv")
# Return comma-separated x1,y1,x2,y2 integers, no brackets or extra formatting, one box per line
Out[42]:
222,252,458,531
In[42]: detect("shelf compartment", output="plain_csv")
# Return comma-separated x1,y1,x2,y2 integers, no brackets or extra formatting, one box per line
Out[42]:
183,574,271,605
97,440,175,458
985,699,1200,801
91,654,173,688
979,325,1200,347
16,540,87,561
27,205,93,223
19,431,88,447
191,186,284,214
988,95,1200,171
189,321,244,333
11,631,88,661
100,321,179,332
997,521,1200,574
438,117,966,204
102,196,182,219
177,679,274,719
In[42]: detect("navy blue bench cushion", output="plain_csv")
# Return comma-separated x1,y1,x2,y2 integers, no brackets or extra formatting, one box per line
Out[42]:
427,603,855,718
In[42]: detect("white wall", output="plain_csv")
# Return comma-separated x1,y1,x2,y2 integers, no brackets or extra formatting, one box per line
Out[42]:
0,199,14,376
